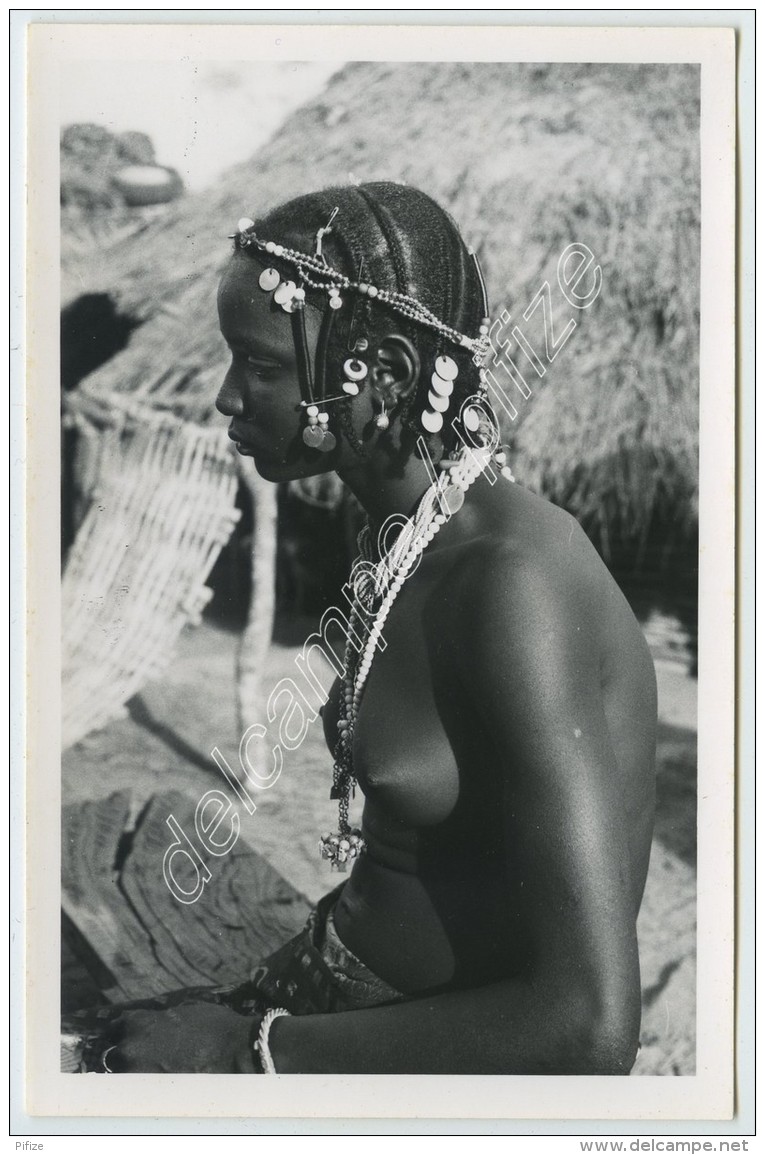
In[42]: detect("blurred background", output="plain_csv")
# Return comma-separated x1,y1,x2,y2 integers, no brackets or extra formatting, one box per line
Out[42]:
60,60,699,1076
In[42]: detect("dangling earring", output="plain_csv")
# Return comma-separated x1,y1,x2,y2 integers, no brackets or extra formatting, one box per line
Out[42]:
375,402,390,431
421,354,458,434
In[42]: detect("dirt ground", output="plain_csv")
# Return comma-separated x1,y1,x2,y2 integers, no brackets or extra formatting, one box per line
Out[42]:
62,617,697,1076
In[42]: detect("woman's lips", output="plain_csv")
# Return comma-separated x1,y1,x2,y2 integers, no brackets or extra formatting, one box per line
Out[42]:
228,426,257,454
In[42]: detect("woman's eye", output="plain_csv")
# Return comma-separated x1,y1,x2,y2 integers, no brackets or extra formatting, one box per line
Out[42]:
234,352,278,378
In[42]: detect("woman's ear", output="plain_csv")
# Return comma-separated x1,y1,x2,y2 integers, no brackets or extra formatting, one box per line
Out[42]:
368,335,421,406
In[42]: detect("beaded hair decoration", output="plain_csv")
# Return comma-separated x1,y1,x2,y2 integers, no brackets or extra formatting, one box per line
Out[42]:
230,211,493,441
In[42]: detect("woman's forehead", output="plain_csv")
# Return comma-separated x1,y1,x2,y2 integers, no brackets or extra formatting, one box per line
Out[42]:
219,258,284,334
218,252,263,304
218,254,322,354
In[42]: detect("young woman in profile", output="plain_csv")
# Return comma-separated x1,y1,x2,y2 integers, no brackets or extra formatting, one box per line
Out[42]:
68,183,657,1075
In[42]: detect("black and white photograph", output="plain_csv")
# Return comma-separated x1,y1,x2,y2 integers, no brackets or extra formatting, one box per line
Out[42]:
19,17,740,1130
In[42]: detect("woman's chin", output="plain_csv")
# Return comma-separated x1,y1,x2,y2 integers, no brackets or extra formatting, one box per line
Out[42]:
250,454,303,485
239,441,338,484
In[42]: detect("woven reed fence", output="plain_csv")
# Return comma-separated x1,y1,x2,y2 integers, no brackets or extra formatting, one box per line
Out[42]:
62,404,240,749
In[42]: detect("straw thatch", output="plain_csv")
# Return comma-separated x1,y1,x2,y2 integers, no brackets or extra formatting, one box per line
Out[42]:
61,123,185,307
67,61,699,574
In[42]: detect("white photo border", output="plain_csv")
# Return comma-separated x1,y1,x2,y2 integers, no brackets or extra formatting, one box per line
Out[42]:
15,10,748,1136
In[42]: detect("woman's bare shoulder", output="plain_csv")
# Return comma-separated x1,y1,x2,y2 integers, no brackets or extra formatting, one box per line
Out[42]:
450,480,609,607
439,480,652,687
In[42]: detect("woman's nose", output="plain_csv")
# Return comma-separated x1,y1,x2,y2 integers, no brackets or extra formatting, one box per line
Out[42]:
215,370,245,418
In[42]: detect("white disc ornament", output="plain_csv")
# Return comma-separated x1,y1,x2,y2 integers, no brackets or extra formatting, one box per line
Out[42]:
258,267,280,292
342,381,360,396
427,390,450,413
442,484,465,514
434,355,458,381
463,406,481,432
430,372,454,397
421,409,444,434
273,280,297,306
343,358,367,382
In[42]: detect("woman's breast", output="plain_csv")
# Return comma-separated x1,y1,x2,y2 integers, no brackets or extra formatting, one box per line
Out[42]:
323,648,463,829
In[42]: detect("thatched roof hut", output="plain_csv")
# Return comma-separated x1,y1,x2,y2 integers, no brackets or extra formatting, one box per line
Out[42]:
65,61,699,579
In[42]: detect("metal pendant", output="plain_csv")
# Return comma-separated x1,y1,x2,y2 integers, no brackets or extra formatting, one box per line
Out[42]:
303,426,324,449
317,431,337,453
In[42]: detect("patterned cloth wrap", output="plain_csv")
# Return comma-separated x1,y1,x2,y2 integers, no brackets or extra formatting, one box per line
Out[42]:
61,884,406,1072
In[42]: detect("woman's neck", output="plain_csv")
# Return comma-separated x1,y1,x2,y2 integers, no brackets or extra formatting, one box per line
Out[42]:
337,452,438,539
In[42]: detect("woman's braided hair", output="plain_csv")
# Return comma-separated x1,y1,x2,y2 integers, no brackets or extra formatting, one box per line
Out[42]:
250,182,486,460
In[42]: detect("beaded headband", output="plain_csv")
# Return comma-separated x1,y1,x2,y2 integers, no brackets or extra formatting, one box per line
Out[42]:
230,213,492,367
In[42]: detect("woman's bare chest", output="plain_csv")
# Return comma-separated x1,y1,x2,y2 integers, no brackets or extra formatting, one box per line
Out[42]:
323,593,463,827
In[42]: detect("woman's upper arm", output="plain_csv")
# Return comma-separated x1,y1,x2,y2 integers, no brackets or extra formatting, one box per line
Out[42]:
452,543,641,1049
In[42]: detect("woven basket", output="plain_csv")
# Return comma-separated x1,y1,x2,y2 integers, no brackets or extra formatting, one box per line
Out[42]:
62,408,240,749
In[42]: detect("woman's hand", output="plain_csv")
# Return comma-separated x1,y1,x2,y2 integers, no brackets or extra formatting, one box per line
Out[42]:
109,1003,261,1073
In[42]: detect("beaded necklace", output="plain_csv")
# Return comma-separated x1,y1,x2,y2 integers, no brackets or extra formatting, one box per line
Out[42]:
318,441,496,870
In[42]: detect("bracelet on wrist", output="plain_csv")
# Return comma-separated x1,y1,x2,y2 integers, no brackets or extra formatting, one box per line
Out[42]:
255,1008,291,1075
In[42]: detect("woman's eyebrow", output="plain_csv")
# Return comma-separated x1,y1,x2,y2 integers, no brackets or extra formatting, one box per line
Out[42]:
228,336,283,362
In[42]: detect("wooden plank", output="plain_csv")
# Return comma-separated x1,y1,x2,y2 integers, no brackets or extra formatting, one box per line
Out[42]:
62,790,312,1004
